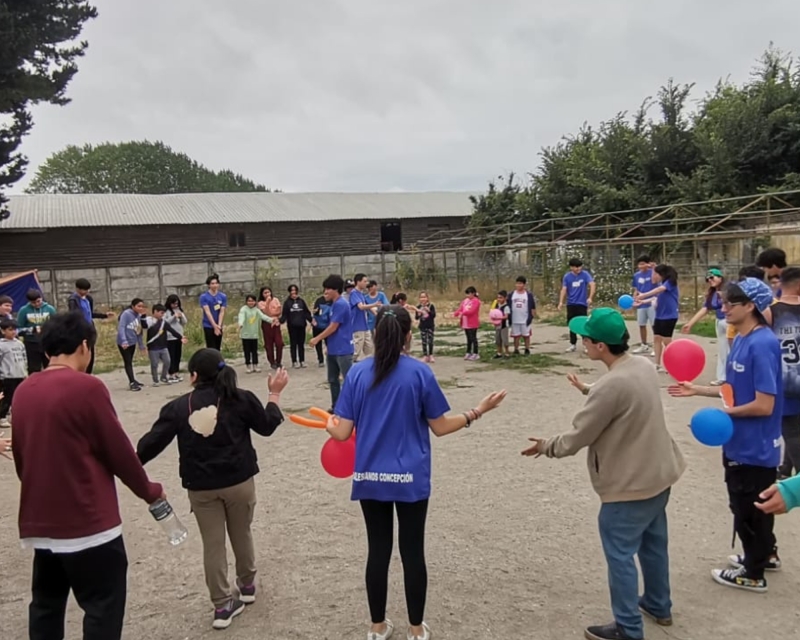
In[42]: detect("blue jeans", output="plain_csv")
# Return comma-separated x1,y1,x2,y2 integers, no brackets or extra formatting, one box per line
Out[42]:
598,488,672,639
327,354,353,409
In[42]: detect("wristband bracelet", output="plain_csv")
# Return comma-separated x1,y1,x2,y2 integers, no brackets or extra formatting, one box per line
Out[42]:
463,412,472,428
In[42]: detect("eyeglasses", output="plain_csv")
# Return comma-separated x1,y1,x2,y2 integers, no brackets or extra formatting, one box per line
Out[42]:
720,301,745,309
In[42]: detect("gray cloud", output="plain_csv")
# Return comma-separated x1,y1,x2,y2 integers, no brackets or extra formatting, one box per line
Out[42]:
13,0,800,193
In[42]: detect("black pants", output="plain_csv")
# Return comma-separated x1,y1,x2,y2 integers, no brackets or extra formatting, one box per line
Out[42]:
567,304,588,345
204,327,223,350
29,536,128,640
288,325,306,363
464,328,478,354
85,345,96,375
420,328,434,356
779,414,800,476
312,326,325,364
360,499,429,626
0,378,22,418
166,340,182,375
725,460,777,579
24,340,48,374
117,345,137,385
242,338,259,365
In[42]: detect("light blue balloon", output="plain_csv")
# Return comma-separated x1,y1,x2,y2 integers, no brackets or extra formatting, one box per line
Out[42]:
690,407,733,447
618,294,634,310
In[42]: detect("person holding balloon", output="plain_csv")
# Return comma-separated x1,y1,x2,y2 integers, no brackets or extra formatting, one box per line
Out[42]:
326,305,506,640
669,278,782,593
521,308,686,640
136,349,288,630
630,255,656,354
632,264,679,373
681,268,728,385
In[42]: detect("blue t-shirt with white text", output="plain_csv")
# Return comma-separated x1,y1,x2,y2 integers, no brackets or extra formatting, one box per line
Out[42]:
326,296,354,356
632,270,655,308
335,356,451,502
705,291,725,320
655,280,679,320
199,291,227,329
349,289,369,333
562,270,593,306
725,327,783,467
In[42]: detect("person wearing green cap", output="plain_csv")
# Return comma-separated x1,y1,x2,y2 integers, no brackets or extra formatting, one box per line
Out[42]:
522,307,686,640
681,268,727,384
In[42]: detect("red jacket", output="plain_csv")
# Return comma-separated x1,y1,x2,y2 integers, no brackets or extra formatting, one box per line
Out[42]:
12,367,162,540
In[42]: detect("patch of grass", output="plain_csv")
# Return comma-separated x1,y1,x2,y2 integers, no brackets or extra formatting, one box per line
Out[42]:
435,343,571,374
678,316,717,339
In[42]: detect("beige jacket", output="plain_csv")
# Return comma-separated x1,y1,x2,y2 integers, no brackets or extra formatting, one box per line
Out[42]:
543,355,686,503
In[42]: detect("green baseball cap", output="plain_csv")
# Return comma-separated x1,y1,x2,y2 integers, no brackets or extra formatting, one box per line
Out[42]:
707,268,723,278
568,307,628,345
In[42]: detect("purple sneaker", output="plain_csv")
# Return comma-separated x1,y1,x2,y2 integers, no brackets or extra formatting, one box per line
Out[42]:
212,599,245,629
238,582,256,604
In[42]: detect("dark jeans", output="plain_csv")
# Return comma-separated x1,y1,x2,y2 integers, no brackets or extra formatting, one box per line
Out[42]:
29,536,128,640
464,328,478,354
779,414,800,476
242,338,259,366
420,328,434,356
0,378,22,418
117,344,137,385
166,339,182,375
203,327,222,351
24,340,48,374
327,354,353,409
312,326,325,364
567,304,588,345
288,325,306,363
725,459,777,579
360,499,429,626
86,345,96,375
598,489,672,639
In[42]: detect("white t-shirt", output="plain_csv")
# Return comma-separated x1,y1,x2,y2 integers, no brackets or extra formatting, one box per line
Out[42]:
510,291,529,325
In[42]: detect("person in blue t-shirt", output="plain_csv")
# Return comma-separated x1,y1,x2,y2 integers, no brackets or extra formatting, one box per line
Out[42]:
682,268,728,385
633,264,679,373
309,274,354,411
630,255,656,354
351,274,382,363
326,305,506,640
558,258,595,352
670,278,782,593
311,294,332,367
365,280,389,336
199,274,227,351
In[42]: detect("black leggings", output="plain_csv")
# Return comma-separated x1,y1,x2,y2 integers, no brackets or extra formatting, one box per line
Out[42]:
312,326,325,364
203,327,222,350
288,325,306,363
360,499,429,626
567,304,588,345
241,338,259,366
166,340,182,375
117,345,137,385
779,414,800,476
420,328,434,356
464,328,478,354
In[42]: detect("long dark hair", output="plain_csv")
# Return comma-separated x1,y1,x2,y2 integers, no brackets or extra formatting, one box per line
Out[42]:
188,348,240,402
165,293,182,311
372,305,412,388
705,274,725,306
390,292,407,304
654,264,678,286
258,286,273,301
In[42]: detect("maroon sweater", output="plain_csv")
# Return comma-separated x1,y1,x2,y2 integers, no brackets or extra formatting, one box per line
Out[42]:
12,367,163,540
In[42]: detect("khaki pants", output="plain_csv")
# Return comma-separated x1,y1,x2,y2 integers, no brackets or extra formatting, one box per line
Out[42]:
353,330,373,362
188,477,257,607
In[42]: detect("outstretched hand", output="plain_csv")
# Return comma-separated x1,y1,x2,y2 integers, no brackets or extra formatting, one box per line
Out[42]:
566,373,585,393
521,437,545,457
476,390,507,415
268,367,289,394
667,381,696,397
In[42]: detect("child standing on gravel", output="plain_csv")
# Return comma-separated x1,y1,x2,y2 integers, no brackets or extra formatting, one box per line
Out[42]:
454,286,481,360
238,295,270,373
416,291,436,363
143,304,188,386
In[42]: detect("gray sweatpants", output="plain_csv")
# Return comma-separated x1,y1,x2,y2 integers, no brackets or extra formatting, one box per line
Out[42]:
148,348,171,383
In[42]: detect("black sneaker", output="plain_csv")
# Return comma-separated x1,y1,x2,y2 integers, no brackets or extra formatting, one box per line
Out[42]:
493,354,503,359
212,599,245,629
711,566,767,593
129,382,142,392
728,549,781,572
584,622,641,640
524,348,531,355
513,349,520,356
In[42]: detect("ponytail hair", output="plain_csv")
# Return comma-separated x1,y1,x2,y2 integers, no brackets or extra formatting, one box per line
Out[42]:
390,292,407,304
372,305,412,388
654,264,678,286
187,348,240,402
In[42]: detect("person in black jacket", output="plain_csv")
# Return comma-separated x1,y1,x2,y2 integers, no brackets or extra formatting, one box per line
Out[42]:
136,348,288,631
67,278,116,374
280,284,312,368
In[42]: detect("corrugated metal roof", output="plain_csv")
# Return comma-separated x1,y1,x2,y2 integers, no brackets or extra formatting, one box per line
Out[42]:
0,192,476,229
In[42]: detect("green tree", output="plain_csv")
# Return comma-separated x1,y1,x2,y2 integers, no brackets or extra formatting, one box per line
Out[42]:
0,0,98,217
26,140,272,193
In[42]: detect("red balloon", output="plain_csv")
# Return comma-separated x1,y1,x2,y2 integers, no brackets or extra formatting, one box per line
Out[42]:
662,339,706,382
320,435,356,479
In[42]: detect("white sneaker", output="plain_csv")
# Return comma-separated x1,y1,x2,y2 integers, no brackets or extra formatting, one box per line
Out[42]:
632,344,649,354
0,418,10,428
368,619,394,640
656,365,666,373
565,345,576,353
407,622,431,640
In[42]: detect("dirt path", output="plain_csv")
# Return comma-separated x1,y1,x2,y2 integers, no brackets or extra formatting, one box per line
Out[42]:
0,320,797,639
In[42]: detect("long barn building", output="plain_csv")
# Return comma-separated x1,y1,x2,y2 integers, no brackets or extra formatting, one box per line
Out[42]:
0,192,474,271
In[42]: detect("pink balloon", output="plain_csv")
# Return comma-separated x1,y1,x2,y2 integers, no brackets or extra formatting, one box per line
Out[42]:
662,339,706,382
320,435,356,479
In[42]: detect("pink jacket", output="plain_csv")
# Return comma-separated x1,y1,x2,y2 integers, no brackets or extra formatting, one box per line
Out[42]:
455,297,481,329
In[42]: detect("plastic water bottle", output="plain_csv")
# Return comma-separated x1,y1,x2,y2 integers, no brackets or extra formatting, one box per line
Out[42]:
148,499,188,546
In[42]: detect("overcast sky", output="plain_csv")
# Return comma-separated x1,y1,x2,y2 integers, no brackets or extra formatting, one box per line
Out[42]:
12,0,800,193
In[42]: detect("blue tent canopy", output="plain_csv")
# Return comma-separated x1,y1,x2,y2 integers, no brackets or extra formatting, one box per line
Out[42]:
0,271,42,312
